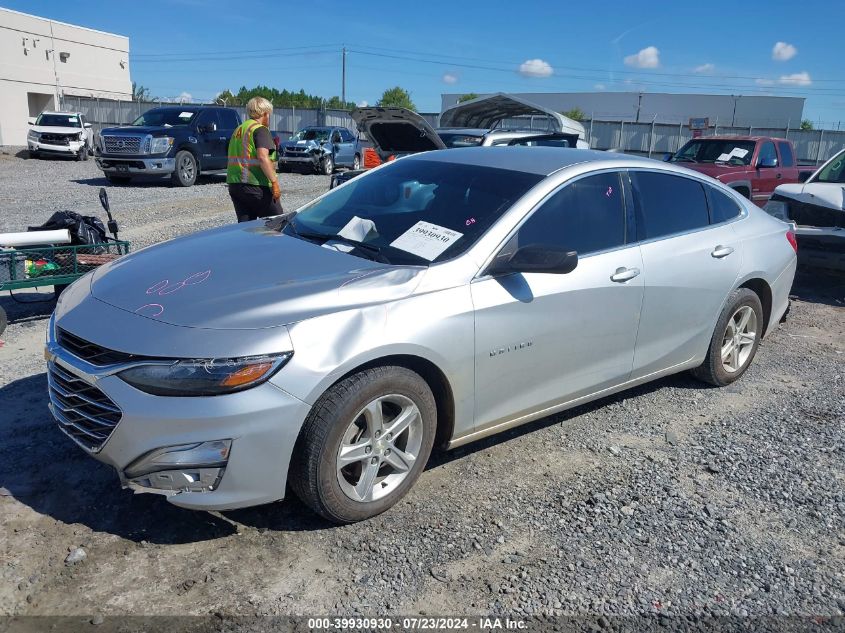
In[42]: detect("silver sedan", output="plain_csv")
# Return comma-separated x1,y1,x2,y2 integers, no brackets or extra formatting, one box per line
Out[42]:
46,148,797,523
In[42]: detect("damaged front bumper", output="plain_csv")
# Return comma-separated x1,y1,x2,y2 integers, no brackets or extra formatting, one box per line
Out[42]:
794,226,845,271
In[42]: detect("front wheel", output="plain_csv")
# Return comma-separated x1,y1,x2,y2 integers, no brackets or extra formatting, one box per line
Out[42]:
319,155,334,176
76,145,89,161
352,153,361,170
691,288,763,386
171,150,197,187
290,366,436,523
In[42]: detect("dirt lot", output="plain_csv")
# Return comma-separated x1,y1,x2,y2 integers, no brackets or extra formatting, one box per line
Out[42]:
0,150,843,627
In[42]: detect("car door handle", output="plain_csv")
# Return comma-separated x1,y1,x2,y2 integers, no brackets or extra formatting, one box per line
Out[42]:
711,245,734,258
610,267,641,283
776,173,783,179
219,137,228,141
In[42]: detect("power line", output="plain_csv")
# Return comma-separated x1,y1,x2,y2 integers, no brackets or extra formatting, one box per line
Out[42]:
131,43,341,59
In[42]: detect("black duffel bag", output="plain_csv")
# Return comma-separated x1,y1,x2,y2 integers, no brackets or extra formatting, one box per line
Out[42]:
28,211,108,252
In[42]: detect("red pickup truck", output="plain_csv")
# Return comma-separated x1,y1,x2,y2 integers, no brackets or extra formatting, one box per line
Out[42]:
667,136,807,207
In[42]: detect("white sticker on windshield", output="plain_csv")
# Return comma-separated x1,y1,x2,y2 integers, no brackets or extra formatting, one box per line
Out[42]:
67,116,78,121
338,216,377,242
730,147,749,158
390,221,463,261
179,111,193,119
717,153,733,162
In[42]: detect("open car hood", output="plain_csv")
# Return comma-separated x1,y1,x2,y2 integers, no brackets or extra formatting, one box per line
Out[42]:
352,107,446,160
439,93,586,139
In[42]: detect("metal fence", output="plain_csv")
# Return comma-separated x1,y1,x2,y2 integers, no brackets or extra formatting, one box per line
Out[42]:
59,95,845,165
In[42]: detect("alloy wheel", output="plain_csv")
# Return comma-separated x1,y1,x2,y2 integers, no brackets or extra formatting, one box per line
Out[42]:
180,154,195,181
720,305,757,373
336,394,423,503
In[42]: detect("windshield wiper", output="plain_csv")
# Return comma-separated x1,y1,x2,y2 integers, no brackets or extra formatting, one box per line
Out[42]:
286,223,390,263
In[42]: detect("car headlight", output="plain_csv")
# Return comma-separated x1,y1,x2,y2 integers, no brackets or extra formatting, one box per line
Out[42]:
150,136,174,154
28,130,39,141
96,132,103,149
764,200,789,221
118,352,292,396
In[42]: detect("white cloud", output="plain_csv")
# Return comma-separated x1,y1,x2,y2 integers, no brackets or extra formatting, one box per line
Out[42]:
772,41,797,61
356,100,368,107
624,46,660,68
755,78,775,86
694,63,715,73
594,83,606,91
519,58,554,78
177,91,192,102
779,71,811,86
442,73,458,84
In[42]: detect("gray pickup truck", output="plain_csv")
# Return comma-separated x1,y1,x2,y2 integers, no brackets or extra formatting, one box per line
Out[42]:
278,126,362,175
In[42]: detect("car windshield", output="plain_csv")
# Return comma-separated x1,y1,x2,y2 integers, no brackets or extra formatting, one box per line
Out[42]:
286,159,543,265
671,140,756,166
812,150,845,184
438,132,485,148
131,109,198,127
293,128,331,142
35,113,81,128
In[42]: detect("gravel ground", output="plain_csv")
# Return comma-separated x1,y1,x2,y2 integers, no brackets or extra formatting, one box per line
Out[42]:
0,147,843,630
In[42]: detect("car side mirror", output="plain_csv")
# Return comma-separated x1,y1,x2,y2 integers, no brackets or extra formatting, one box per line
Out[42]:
84,122,92,128
798,170,812,183
662,153,673,162
488,244,578,275
200,122,217,133
757,156,777,168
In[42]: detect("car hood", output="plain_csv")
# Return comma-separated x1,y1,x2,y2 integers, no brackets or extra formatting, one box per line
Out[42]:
88,221,426,330
773,182,845,211
31,126,84,135
673,162,750,180
281,138,321,149
352,107,446,160
100,125,184,135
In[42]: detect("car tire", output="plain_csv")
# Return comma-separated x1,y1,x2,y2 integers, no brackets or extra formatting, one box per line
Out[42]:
105,174,131,184
76,145,89,161
320,155,334,176
290,366,437,523
691,288,764,387
171,150,198,187
352,153,361,170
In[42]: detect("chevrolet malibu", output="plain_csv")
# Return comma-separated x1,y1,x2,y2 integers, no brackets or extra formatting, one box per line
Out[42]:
46,148,797,523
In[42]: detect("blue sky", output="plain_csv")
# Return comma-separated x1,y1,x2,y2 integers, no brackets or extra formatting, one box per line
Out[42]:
7,0,845,124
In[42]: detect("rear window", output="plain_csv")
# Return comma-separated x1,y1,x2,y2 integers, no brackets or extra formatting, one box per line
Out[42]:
777,142,795,167
631,172,710,240
708,187,742,224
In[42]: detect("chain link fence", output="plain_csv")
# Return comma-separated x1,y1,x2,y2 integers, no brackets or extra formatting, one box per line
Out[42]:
59,95,844,165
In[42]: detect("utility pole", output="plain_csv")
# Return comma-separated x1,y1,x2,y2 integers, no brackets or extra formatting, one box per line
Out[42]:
341,46,347,107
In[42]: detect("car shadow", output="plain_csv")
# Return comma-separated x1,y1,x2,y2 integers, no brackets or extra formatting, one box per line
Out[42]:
790,266,844,307
426,371,710,470
0,290,56,330
71,174,227,188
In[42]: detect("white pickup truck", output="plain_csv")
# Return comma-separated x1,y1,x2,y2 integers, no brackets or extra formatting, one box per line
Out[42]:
27,111,94,161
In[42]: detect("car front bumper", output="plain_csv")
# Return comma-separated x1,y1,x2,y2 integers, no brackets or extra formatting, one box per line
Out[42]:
279,155,320,167
45,324,312,511
794,225,845,271
95,154,176,175
28,139,85,155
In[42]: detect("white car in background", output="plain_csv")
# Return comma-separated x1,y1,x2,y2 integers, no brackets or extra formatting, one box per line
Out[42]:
764,148,845,271
27,111,94,161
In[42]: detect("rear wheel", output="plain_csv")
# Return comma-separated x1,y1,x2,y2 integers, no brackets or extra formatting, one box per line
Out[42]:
691,288,763,386
290,366,436,523
171,150,197,187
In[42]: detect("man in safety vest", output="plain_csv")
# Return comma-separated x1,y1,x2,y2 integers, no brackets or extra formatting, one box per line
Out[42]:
227,96,282,222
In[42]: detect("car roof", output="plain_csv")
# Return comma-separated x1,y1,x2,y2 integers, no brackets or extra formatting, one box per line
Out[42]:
404,146,652,176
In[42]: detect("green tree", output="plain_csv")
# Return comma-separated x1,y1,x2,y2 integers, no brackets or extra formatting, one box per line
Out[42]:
215,89,239,105
458,93,479,103
132,81,151,101
562,107,586,121
377,86,416,111
800,119,814,130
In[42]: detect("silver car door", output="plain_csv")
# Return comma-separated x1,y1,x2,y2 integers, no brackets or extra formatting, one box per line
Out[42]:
628,170,743,378
471,171,644,433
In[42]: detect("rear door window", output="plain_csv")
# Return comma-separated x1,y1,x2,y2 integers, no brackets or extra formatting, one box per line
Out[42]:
516,172,626,255
777,142,795,167
630,171,710,240
219,109,240,130
707,187,742,224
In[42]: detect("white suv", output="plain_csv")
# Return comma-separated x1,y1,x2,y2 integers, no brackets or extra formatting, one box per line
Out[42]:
27,111,94,161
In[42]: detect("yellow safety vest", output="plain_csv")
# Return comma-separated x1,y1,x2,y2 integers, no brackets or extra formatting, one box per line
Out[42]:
227,119,276,186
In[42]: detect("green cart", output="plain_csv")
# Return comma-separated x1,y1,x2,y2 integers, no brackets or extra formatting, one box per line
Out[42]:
0,188,129,337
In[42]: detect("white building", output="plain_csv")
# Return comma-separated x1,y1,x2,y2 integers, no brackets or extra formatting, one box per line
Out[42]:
0,7,132,145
